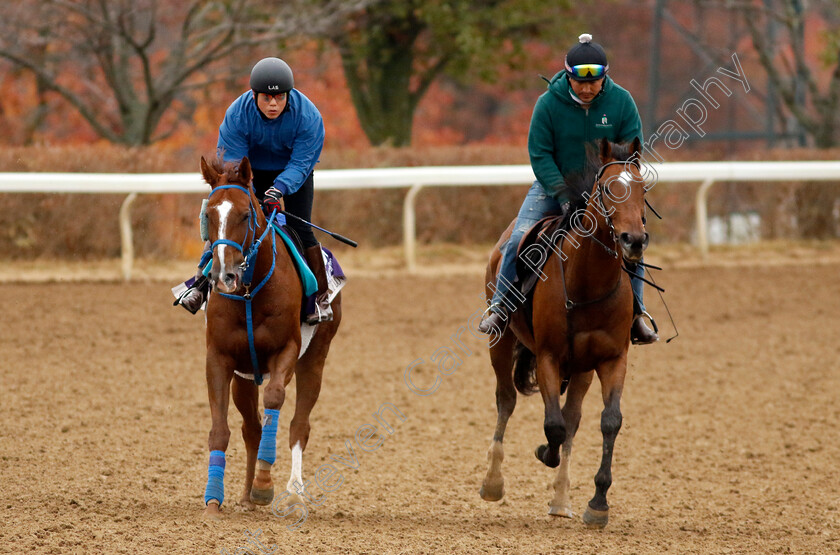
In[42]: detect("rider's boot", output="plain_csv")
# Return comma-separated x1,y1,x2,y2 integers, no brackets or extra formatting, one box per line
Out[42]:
304,244,333,325
478,303,509,335
631,311,659,345
176,269,210,314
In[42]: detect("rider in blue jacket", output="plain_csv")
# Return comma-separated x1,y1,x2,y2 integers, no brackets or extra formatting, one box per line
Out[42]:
177,57,332,324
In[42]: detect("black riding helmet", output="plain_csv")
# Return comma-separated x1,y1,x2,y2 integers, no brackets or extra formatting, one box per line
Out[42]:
564,33,609,82
249,57,294,94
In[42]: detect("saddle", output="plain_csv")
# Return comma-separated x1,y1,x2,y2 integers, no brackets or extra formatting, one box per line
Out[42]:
171,213,346,324
513,202,576,302
268,213,318,297
267,214,346,323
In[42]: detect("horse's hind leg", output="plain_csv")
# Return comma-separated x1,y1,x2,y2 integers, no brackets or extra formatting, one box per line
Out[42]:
286,306,341,506
583,355,627,529
480,331,517,502
232,375,261,510
549,370,593,517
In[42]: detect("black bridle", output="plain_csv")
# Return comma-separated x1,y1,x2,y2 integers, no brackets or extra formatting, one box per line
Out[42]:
583,160,646,259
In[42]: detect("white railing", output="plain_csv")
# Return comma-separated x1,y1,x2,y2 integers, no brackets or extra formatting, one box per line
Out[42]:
1,161,839,279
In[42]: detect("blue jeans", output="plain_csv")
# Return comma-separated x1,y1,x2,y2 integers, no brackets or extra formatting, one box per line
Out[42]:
490,181,646,314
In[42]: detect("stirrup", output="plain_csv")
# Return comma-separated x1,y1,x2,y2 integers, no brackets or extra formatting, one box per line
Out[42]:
175,287,206,314
305,297,333,325
636,310,658,333
478,303,509,335
174,275,209,314
631,310,659,345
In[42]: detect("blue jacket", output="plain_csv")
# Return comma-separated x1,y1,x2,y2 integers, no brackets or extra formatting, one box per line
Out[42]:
217,89,325,196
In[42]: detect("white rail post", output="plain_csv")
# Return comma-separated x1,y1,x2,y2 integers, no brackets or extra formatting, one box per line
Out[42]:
119,192,138,281
695,178,715,260
403,184,424,272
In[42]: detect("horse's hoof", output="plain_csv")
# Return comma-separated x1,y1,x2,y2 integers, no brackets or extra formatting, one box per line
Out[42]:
284,490,305,507
203,501,222,520
238,498,256,511
535,444,559,468
582,506,609,528
548,504,574,518
249,485,275,506
479,479,505,502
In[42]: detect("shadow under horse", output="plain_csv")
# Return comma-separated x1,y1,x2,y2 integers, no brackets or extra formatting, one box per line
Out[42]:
479,138,650,528
199,155,341,519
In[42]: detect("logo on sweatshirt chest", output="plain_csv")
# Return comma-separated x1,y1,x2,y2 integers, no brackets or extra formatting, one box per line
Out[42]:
595,114,613,129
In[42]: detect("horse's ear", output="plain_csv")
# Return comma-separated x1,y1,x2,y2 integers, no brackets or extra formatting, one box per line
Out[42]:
631,136,642,157
599,137,612,163
239,156,252,186
200,156,219,186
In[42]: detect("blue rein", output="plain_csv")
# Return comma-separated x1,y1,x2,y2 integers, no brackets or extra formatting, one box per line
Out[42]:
208,184,277,385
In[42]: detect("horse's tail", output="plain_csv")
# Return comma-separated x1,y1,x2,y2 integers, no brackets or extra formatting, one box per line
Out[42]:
513,341,538,396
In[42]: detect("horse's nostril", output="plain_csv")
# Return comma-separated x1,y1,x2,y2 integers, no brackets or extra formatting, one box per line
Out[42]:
620,232,631,245
224,273,237,285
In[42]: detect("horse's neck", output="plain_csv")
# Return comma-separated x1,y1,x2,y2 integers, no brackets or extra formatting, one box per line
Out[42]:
565,201,621,296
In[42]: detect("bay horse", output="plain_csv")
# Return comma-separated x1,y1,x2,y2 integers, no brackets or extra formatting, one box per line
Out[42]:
199,155,341,519
479,137,648,528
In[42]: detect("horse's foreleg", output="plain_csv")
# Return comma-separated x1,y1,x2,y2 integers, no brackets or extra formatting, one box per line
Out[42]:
584,356,627,529
204,352,233,519
535,352,566,468
480,332,517,502
250,341,300,507
549,370,594,517
232,375,261,510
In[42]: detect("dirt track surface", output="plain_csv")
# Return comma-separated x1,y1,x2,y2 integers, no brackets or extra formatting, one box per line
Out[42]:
1,260,839,554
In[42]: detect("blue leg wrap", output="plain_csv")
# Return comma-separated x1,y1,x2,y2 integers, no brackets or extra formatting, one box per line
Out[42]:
204,450,226,506
257,409,280,465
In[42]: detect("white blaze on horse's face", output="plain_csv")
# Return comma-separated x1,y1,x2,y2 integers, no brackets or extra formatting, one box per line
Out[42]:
211,199,243,294
216,200,233,267
603,163,648,263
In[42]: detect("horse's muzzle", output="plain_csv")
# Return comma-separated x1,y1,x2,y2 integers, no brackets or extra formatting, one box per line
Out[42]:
210,268,242,294
619,231,649,262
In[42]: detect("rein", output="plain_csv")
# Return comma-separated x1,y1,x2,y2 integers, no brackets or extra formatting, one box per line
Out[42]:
208,184,278,385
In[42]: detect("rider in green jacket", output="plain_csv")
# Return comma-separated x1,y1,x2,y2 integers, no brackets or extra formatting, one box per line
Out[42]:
478,33,658,344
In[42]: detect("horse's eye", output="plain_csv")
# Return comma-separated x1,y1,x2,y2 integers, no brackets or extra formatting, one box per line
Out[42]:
241,213,250,223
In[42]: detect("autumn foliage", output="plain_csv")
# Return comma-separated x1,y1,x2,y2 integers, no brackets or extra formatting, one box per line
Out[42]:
0,2,838,260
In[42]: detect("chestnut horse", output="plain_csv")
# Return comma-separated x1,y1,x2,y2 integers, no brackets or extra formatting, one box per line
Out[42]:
199,156,341,519
479,138,648,528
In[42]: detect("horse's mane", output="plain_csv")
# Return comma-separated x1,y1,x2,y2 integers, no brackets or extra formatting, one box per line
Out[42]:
564,140,636,205
208,157,250,186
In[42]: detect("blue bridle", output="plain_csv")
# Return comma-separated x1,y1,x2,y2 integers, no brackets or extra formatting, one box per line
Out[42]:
207,184,277,385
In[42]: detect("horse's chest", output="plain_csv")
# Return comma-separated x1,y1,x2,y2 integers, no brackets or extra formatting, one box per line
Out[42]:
209,314,295,354
563,329,626,370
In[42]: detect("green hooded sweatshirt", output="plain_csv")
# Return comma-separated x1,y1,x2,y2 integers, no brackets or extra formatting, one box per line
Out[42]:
527,71,643,201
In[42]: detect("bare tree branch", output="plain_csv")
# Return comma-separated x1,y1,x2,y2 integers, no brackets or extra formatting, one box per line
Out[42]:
0,0,377,145
700,0,840,146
